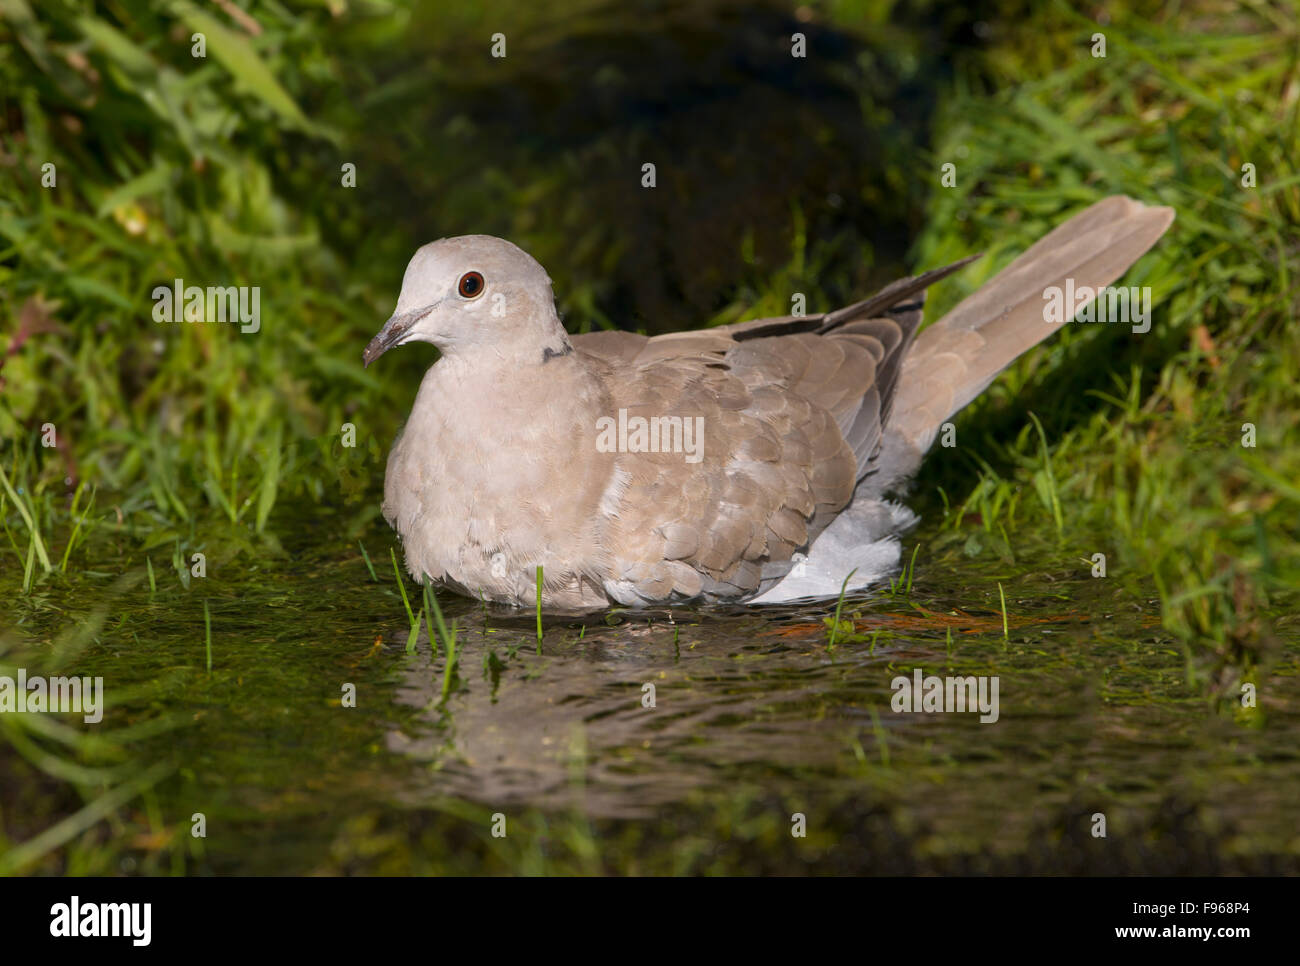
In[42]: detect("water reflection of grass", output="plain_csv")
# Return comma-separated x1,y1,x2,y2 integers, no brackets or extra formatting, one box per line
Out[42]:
2,524,1293,874
1,0,1297,872
0,581,184,874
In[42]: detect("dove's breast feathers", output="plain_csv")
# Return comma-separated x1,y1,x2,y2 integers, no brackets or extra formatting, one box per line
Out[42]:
384,301,917,609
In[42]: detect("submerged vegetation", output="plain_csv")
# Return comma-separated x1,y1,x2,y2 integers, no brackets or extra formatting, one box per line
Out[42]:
1,0,1297,873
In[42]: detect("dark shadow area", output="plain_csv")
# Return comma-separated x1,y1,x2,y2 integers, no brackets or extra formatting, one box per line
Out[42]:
910,283,1192,512
327,0,992,333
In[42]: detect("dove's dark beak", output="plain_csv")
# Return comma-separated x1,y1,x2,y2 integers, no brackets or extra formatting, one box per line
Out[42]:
363,305,433,367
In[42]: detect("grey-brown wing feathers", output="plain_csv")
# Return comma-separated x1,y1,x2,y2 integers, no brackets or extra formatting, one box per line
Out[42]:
573,195,1174,603
573,255,979,603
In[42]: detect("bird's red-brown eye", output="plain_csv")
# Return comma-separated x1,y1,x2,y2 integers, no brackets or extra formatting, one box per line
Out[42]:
457,271,485,299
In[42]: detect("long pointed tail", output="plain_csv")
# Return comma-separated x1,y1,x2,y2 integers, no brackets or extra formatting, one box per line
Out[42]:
874,195,1175,490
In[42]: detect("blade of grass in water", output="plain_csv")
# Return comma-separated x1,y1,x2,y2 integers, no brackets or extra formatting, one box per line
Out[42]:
422,582,437,655
390,547,415,628
406,608,423,654
424,580,453,658
828,568,858,648
905,543,921,594
358,540,378,582
440,619,458,703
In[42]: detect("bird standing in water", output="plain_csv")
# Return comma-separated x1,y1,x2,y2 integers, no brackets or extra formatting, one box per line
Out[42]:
364,196,1173,612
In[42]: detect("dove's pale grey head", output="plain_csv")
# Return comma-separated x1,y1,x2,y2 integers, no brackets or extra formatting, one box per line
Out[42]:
364,235,570,367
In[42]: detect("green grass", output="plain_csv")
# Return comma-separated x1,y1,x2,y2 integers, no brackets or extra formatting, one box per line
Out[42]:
827,567,858,648
905,0,1299,694
535,565,543,653
357,540,378,582
390,548,415,628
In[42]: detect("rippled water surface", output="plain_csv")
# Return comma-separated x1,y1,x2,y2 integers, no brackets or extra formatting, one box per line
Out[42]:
22,505,1294,874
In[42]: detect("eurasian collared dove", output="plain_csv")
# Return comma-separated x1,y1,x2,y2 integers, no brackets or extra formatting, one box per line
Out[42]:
365,196,1174,612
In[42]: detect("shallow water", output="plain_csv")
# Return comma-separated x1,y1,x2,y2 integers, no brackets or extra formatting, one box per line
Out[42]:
11,502,1295,874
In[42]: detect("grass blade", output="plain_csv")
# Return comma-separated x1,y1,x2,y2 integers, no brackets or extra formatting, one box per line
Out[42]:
535,564,543,653
406,608,422,654
0,761,173,875
0,461,52,573
1028,412,1064,543
440,620,459,703
828,568,858,648
390,547,414,627
905,543,921,594
423,580,452,658
357,540,378,582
